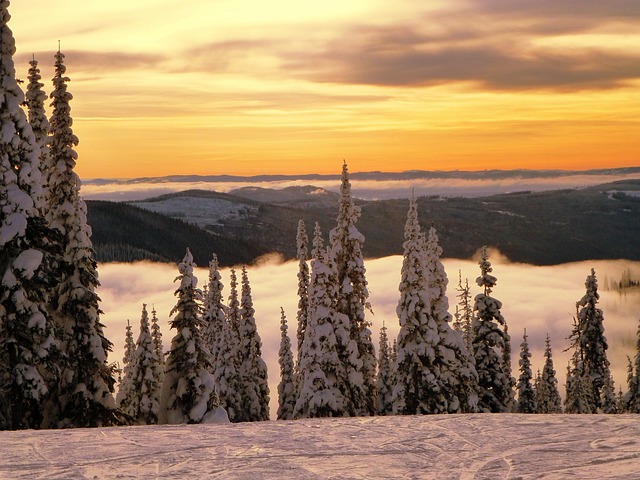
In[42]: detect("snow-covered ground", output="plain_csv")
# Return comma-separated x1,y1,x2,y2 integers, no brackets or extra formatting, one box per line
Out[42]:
2,414,640,479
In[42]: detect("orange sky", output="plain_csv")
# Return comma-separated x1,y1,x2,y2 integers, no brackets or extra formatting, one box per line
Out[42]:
8,0,640,178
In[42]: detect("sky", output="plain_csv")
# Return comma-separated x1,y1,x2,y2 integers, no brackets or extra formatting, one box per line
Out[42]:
99,255,640,418
8,1,640,179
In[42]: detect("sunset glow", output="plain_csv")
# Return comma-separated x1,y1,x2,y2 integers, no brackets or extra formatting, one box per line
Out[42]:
9,0,640,178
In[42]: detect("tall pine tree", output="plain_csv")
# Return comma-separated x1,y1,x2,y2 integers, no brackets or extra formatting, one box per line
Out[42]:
277,308,296,420
295,223,350,418
118,305,162,424
213,269,243,422
1,3,63,430
159,249,217,424
202,254,226,371
472,247,515,412
376,322,393,415
295,219,310,372
236,266,270,421
329,162,376,416
45,48,121,427
575,268,610,412
536,334,562,413
625,318,640,413
516,329,536,413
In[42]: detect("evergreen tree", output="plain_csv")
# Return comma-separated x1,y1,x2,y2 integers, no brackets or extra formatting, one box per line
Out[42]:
119,305,162,424
202,254,226,369
236,266,270,421
571,268,611,412
277,308,296,420
393,195,435,415
158,249,217,424
471,247,515,412
116,319,136,416
536,335,562,413
1,6,67,430
376,322,394,415
602,372,617,414
213,269,243,422
43,48,121,427
393,200,477,414
625,318,640,413
455,272,473,352
564,352,593,414
295,223,350,418
516,329,536,413
24,56,50,213
295,219,310,371
150,306,163,364
329,161,376,416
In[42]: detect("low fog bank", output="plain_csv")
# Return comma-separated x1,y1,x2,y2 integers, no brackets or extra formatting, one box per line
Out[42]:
98,256,640,417
82,171,640,202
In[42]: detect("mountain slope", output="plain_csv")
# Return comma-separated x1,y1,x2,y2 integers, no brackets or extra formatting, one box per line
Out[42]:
88,180,640,265
86,200,266,266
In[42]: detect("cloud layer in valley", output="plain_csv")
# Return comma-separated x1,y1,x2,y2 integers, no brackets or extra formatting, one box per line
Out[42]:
99,255,640,418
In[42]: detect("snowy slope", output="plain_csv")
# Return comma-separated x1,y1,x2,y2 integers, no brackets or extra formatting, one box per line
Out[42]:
2,414,640,479
131,195,257,230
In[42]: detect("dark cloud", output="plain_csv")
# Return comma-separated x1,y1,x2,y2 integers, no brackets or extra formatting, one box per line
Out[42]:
276,2,640,92
16,50,165,73
283,36,640,91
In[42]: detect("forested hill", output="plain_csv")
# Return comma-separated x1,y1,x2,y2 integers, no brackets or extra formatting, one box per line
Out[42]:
86,179,640,266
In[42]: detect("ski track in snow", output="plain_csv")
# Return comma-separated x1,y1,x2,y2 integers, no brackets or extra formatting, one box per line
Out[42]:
2,414,640,479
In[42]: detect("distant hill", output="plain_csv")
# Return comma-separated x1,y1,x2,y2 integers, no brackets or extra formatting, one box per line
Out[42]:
86,200,266,266
87,179,640,265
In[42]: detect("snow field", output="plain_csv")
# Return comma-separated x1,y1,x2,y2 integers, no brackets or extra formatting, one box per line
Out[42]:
2,414,640,479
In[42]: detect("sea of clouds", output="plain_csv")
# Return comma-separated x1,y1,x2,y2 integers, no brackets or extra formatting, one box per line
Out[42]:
98,253,640,417
82,170,640,201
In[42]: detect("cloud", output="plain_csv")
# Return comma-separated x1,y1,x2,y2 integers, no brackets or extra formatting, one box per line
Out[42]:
99,256,640,418
80,170,640,202
281,23,640,91
16,51,165,75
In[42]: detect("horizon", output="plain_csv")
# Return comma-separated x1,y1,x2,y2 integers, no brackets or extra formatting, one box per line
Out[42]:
8,1,640,179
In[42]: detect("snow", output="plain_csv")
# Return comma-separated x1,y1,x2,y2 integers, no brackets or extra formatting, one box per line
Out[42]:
12,249,43,279
2,414,640,478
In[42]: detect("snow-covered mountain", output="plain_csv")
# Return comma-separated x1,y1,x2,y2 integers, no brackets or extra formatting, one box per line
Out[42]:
3,414,639,479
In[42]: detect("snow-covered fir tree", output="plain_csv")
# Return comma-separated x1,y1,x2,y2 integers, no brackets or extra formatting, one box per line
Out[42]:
295,223,350,418
601,372,617,414
43,48,122,427
24,56,50,212
455,272,473,352
295,219,310,371
570,268,611,412
376,322,394,415
150,306,163,365
393,199,477,415
277,308,296,420
471,247,515,413
536,334,562,413
236,266,270,421
213,269,244,422
625,318,640,413
0,3,61,429
516,329,536,413
329,162,376,416
564,351,593,414
202,254,226,370
116,319,136,416
119,305,162,424
428,225,478,412
159,249,217,424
